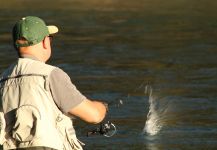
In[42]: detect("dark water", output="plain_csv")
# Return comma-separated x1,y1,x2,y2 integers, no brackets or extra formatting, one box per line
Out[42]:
1,0,217,149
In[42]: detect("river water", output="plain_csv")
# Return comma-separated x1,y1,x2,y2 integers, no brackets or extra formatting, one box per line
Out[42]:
1,0,217,149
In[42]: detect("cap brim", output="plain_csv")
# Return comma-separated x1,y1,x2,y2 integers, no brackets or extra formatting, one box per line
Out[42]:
47,25,58,35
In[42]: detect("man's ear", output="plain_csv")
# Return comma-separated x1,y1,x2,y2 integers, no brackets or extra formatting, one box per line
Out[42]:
42,37,49,49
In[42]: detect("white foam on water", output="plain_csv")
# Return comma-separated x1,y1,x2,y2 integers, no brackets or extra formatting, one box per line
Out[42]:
143,86,162,136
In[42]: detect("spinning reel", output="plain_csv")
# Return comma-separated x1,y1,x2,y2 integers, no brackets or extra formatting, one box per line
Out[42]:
87,121,117,137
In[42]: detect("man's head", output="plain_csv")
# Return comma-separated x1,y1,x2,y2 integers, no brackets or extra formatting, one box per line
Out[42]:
12,16,58,62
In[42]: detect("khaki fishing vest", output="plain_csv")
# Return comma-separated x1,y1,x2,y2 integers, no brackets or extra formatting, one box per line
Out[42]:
0,58,83,150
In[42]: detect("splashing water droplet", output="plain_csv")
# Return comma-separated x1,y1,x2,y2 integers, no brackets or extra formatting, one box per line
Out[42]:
119,99,123,105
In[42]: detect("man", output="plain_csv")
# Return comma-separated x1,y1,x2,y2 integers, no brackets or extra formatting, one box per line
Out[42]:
0,16,107,150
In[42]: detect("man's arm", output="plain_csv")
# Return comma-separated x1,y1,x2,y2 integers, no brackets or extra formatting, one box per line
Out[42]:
49,68,107,124
68,99,107,124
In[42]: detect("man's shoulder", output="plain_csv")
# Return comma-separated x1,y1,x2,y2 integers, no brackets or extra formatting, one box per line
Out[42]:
17,58,56,76
50,67,69,79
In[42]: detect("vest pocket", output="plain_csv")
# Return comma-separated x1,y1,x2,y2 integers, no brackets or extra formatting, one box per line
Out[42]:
12,105,41,142
55,114,84,150
65,128,84,150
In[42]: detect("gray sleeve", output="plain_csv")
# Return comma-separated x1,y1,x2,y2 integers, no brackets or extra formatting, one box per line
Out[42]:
49,68,86,113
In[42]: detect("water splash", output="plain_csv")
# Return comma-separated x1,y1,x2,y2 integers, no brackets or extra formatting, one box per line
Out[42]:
143,86,162,136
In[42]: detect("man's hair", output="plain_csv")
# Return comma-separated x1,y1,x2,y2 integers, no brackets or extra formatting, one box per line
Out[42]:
16,37,29,46
13,37,30,56
13,37,28,50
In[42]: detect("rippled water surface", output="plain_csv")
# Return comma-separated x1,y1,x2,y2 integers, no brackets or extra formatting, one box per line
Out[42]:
1,0,217,149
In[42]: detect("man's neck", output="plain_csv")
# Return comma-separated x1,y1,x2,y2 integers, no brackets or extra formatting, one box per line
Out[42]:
20,54,41,61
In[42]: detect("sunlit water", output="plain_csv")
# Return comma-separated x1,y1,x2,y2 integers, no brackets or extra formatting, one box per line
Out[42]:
1,0,217,149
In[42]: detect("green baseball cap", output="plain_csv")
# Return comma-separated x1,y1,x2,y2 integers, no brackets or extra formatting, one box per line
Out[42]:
13,16,58,48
